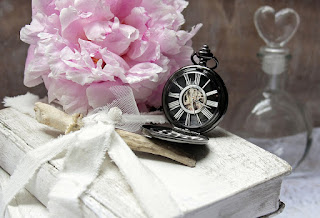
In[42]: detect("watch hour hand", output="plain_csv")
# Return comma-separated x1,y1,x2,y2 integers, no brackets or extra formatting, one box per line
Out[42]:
191,100,196,115
192,100,202,125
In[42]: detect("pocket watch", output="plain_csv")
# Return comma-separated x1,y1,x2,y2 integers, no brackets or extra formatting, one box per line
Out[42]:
143,45,228,145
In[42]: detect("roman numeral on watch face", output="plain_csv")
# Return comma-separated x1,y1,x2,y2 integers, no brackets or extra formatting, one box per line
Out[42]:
185,113,191,126
207,100,218,107
184,74,191,86
164,68,225,130
174,108,184,120
206,90,218,96
168,100,180,110
194,73,201,86
174,81,183,90
201,108,214,120
168,92,180,98
196,114,202,125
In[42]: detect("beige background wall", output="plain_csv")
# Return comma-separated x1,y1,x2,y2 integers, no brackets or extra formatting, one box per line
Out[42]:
1,0,319,128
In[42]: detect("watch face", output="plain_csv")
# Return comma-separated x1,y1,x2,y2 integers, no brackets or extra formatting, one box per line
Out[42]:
162,65,228,133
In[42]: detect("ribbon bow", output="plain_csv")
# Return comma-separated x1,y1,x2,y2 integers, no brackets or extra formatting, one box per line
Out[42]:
0,87,181,218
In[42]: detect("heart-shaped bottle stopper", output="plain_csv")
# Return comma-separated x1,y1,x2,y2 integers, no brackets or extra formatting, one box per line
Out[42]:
254,6,300,48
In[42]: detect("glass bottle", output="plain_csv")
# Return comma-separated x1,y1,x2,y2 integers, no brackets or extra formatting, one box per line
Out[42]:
228,6,312,170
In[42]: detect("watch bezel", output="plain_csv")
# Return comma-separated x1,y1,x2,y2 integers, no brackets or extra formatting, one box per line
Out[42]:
162,65,228,133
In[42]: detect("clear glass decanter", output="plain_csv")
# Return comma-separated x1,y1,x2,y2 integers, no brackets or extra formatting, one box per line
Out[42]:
228,6,312,169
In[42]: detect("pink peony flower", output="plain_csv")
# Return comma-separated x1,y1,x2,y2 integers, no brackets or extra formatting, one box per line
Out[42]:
21,0,202,114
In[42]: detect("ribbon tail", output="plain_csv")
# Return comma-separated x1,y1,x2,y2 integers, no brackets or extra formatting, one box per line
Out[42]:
48,123,114,218
0,133,76,217
108,132,182,218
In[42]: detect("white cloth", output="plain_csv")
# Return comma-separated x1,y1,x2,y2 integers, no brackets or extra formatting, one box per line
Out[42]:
278,175,320,218
2,92,47,117
277,127,320,218
0,89,181,218
47,123,115,218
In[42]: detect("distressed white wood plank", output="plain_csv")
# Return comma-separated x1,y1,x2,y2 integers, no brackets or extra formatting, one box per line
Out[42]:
0,167,49,218
137,128,290,217
0,108,145,218
0,108,291,217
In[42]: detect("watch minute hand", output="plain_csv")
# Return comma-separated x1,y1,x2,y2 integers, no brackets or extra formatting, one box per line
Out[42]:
195,100,211,109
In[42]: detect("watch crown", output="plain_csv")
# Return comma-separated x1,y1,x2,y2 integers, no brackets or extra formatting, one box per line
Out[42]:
191,44,219,70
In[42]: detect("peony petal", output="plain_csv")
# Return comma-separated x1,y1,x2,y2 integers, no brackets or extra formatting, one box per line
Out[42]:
169,45,194,67
127,63,162,84
105,0,142,20
163,0,188,13
84,21,110,42
127,39,160,62
60,6,87,43
87,18,139,55
43,75,89,114
22,0,200,113
132,86,154,100
74,0,114,20
177,23,203,45
144,83,164,107
100,48,130,70
141,0,186,30
54,0,74,11
152,28,180,55
32,0,58,16
24,45,50,87
78,39,101,56
124,7,150,37
20,13,46,44
153,54,170,81
84,18,139,56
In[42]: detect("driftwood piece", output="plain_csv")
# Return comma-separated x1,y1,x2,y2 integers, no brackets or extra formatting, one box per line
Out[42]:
116,129,196,167
34,102,196,167
34,102,83,134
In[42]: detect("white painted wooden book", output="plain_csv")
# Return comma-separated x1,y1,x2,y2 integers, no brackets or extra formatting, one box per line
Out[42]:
0,108,291,217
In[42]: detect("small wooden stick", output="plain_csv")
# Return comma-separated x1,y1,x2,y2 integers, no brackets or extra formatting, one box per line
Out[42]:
116,129,196,167
34,102,196,167
34,102,83,134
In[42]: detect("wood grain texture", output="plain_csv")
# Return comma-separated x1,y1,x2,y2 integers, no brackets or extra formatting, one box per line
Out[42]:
1,0,319,128
0,108,291,217
0,167,49,218
0,108,144,218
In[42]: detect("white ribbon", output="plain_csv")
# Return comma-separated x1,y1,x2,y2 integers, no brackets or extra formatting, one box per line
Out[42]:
47,123,115,218
0,88,182,218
